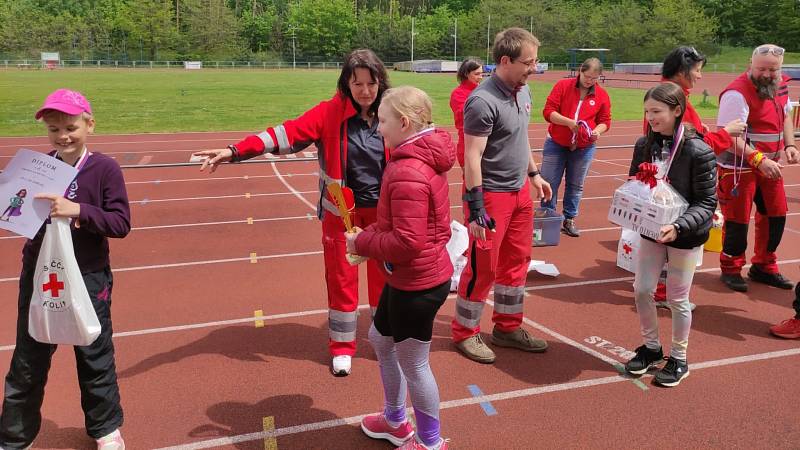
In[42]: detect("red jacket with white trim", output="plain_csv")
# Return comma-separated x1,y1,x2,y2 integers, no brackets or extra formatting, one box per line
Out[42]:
450,80,478,167
232,92,389,218
543,77,612,148
354,129,455,291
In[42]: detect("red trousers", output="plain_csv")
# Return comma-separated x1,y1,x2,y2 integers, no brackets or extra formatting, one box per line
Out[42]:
452,182,533,342
717,167,787,275
321,207,384,356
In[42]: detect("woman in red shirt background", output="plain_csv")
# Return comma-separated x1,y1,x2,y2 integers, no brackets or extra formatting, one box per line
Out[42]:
449,58,483,169
541,57,612,237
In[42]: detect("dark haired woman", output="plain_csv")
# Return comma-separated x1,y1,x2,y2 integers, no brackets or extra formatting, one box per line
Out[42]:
449,57,483,169
193,49,390,377
541,57,612,237
652,46,746,150
648,47,746,305
624,82,717,387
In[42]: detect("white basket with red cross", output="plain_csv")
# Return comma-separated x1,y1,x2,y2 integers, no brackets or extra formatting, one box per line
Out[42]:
608,180,687,241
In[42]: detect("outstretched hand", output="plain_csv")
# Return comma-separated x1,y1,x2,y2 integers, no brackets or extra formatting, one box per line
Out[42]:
193,148,234,173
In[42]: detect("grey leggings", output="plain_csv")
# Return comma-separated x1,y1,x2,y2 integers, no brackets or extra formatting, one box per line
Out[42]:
633,238,702,360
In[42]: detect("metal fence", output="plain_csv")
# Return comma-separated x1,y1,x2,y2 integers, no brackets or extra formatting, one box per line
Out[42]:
1,59,752,73
1,60,351,70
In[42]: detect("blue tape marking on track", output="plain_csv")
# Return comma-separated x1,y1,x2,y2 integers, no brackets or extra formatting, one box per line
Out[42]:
467,384,497,416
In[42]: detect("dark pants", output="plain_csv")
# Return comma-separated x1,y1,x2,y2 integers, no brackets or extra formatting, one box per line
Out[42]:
0,267,123,448
373,281,449,343
794,282,800,319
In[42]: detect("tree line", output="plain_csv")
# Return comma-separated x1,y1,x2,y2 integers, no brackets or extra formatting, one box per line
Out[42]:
1,0,798,63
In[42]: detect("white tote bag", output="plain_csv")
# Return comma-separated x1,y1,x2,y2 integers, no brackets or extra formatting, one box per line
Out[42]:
28,217,101,346
446,221,469,291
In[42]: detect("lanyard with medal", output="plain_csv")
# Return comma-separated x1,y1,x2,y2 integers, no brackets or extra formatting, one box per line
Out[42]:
731,126,748,197
654,123,684,183
60,148,91,226
62,147,91,197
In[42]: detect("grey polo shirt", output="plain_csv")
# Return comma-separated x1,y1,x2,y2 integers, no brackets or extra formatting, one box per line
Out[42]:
463,75,532,192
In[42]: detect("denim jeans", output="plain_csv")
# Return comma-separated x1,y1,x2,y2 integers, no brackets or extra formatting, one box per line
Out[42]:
540,138,596,219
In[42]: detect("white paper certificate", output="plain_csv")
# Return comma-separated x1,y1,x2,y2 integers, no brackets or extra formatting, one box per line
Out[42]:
0,149,78,238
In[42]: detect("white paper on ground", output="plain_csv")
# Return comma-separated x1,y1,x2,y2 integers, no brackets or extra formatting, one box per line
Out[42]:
527,260,560,277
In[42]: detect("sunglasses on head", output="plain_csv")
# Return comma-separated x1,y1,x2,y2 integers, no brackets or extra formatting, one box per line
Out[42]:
754,45,785,57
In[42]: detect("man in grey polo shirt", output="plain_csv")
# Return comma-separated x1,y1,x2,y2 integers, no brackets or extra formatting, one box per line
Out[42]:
451,27,553,364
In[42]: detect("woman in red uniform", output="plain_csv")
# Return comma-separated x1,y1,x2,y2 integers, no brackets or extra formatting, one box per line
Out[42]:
449,58,483,170
194,49,390,377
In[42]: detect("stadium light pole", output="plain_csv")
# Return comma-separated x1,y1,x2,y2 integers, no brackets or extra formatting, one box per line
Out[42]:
452,18,457,61
486,15,491,63
411,18,417,64
288,26,296,69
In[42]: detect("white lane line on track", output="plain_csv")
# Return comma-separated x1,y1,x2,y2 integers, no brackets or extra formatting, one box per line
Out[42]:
0,215,317,241
3,209,798,242
128,191,317,205
0,304,366,352
3,257,798,346
0,122,652,145
0,250,323,283
152,347,800,449
526,258,800,292
271,162,316,211
125,173,317,185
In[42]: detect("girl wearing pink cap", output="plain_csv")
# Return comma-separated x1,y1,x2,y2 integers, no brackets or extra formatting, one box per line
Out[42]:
0,89,130,450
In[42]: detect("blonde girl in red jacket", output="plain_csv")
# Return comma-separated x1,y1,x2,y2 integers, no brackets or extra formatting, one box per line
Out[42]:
346,86,455,450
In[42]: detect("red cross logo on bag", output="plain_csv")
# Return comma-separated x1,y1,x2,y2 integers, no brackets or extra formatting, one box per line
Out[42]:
42,273,64,298
623,243,633,254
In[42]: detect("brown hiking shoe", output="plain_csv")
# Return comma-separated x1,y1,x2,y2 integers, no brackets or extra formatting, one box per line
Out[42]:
491,327,548,352
454,334,496,363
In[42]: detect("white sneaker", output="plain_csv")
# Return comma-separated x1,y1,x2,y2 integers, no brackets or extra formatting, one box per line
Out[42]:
331,355,352,376
96,429,125,450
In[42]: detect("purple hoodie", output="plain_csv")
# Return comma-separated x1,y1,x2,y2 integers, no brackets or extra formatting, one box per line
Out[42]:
22,151,130,274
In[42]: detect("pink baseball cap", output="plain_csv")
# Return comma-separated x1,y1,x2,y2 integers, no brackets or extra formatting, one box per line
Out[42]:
35,88,93,120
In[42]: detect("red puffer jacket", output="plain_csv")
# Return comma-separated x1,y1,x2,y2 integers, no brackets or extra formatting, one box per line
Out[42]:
354,128,455,291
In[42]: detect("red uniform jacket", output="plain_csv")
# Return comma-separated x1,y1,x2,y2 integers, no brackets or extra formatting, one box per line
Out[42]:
450,80,479,167
233,92,389,218
543,77,612,148
354,129,455,291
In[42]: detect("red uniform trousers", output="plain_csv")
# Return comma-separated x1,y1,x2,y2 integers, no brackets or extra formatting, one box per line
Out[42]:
452,181,533,342
321,207,385,356
717,167,787,275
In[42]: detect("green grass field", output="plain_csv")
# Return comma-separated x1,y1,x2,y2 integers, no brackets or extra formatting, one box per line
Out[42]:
708,46,800,66
0,69,720,136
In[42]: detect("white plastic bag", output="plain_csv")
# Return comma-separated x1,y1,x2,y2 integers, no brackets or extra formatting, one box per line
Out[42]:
446,221,469,292
28,217,101,346
617,228,640,273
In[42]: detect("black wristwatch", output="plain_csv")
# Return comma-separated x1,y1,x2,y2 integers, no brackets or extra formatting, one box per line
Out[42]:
528,170,540,178
672,222,682,235
227,144,240,162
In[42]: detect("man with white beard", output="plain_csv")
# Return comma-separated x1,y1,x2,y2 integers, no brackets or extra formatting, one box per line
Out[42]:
716,44,799,295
